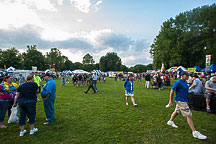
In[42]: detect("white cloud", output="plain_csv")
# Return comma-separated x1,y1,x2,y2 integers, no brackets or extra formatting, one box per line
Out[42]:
77,19,83,22
69,0,103,13
0,1,42,29
23,0,57,11
70,0,91,13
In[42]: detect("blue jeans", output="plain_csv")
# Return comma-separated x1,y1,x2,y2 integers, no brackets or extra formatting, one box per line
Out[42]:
43,97,55,123
93,80,97,91
0,101,9,122
19,101,36,126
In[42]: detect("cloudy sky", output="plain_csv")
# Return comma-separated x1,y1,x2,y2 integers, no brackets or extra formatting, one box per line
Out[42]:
0,0,214,66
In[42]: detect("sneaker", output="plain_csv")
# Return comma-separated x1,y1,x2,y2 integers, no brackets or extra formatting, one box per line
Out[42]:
167,120,178,128
126,103,128,106
192,131,207,140
20,130,26,136
30,128,38,135
43,122,53,125
133,104,138,107
206,107,211,112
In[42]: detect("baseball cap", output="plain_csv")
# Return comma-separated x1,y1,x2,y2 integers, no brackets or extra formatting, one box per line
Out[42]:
181,71,189,76
44,73,51,77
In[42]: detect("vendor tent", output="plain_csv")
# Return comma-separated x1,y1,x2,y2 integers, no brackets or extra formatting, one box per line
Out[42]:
203,64,216,72
194,66,204,72
177,66,187,72
91,70,103,74
72,69,88,74
7,66,15,72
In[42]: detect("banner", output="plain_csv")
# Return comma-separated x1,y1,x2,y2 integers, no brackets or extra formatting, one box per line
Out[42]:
32,66,37,72
173,67,177,72
187,68,196,72
206,55,211,70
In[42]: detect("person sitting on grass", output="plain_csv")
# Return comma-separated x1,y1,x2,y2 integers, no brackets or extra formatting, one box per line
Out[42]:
124,76,137,106
167,71,207,140
84,75,96,94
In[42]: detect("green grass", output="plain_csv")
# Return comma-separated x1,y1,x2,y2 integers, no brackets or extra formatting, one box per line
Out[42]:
1,78,216,144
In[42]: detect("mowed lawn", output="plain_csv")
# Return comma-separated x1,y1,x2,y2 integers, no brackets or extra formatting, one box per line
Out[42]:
1,78,216,144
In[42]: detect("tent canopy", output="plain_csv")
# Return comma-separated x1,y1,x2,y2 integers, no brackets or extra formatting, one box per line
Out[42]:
72,69,88,74
194,66,204,72
177,66,187,72
7,66,15,72
203,64,216,72
91,70,103,74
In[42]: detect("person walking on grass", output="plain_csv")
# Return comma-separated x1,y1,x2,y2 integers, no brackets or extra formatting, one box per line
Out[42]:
13,75,39,136
124,76,137,106
84,75,96,94
41,73,56,125
92,73,98,92
61,74,65,86
66,74,69,84
167,71,207,140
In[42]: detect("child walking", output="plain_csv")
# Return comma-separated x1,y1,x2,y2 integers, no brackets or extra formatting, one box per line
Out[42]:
124,76,137,106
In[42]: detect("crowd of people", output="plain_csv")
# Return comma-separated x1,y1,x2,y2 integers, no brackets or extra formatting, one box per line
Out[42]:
0,69,215,140
0,72,56,137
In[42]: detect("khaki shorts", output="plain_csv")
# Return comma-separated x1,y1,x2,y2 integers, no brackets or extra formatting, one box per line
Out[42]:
175,101,192,118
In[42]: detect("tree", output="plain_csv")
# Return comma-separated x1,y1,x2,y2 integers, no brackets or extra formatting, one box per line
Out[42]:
74,62,83,70
1,47,22,69
82,53,95,64
46,48,64,71
22,45,49,70
150,4,216,69
99,52,122,71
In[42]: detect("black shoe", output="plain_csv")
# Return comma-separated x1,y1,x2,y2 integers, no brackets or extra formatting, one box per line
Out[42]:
84,92,87,94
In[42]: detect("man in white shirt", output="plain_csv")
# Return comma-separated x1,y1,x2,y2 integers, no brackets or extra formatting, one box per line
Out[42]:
92,73,98,92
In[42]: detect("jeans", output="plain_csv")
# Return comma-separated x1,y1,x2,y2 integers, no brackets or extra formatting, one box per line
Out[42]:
93,80,97,91
85,85,96,93
0,101,9,122
19,101,36,126
8,100,14,118
43,97,55,123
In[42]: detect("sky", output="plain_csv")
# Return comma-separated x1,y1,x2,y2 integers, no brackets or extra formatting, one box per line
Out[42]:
0,0,215,67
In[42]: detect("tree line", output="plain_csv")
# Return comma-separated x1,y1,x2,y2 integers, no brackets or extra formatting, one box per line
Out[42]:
0,45,153,73
150,4,216,69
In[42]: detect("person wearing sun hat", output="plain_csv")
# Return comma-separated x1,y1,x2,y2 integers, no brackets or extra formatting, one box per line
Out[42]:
167,71,207,140
41,72,56,125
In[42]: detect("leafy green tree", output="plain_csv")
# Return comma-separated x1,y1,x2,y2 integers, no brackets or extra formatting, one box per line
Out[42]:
82,53,95,64
1,47,22,69
63,58,75,71
99,52,122,71
46,48,64,71
150,4,216,69
22,45,49,70
74,62,83,70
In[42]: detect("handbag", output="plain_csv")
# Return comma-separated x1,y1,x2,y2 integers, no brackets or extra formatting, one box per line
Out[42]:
8,106,19,123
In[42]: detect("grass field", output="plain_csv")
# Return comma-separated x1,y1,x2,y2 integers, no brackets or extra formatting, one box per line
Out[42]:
1,78,216,144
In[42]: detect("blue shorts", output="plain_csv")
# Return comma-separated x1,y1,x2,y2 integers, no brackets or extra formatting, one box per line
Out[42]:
125,90,134,96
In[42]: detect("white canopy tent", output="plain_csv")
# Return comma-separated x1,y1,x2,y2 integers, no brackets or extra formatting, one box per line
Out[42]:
72,69,88,74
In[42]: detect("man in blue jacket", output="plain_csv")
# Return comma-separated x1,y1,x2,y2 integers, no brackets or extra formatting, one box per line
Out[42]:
41,73,56,125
